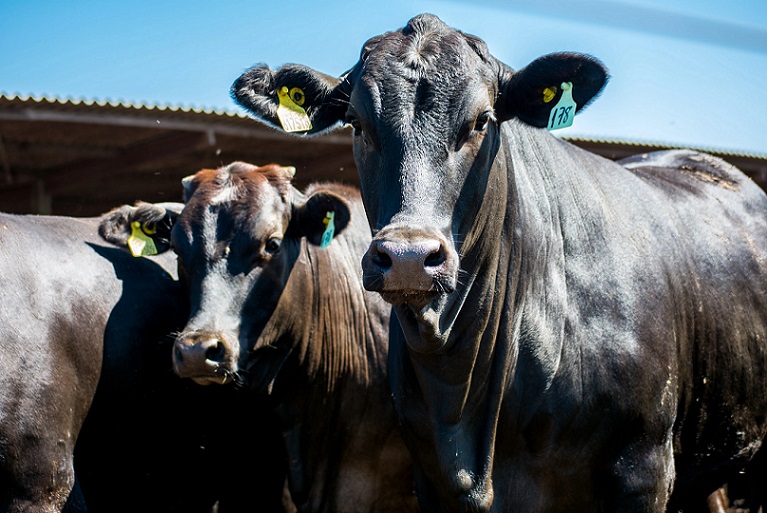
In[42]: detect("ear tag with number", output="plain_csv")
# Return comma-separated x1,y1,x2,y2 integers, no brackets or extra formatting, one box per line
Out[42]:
547,82,577,131
320,211,335,249
276,86,312,133
127,221,158,257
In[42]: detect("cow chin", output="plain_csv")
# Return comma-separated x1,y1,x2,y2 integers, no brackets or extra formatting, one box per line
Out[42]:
392,294,451,354
189,375,233,386
174,364,238,386
379,290,438,310
246,344,295,395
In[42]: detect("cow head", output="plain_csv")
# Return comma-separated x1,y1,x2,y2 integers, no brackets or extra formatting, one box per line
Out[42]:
169,162,351,390
101,162,352,391
232,14,607,355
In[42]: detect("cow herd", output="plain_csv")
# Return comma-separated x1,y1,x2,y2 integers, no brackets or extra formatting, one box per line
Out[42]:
1,12,766,513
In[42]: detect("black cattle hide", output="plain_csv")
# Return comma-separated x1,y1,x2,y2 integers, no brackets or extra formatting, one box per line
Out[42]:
230,13,767,513
0,210,287,513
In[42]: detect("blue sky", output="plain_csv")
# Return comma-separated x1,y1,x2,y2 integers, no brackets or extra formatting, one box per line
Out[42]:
2,0,766,155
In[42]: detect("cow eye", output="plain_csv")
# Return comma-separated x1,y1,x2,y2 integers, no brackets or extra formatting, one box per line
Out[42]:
264,237,282,254
474,112,491,132
345,115,363,136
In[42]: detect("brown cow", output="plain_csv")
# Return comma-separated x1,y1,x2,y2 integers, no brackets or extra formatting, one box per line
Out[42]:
101,162,417,513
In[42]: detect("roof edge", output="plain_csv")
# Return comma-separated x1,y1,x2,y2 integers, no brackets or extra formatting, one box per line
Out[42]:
561,134,767,161
0,91,246,118
2,92,765,160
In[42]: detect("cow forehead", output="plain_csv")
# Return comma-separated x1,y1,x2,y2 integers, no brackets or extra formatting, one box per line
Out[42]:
358,17,495,83
179,169,289,241
351,22,498,128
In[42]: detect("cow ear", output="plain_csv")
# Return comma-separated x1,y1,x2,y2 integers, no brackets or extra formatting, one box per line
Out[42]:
181,174,199,203
294,190,351,247
99,202,181,256
231,63,349,136
497,52,609,127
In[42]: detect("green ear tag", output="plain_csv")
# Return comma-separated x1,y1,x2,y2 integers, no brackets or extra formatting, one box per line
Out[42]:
127,221,158,257
276,86,312,133
547,82,577,131
320,211,335,249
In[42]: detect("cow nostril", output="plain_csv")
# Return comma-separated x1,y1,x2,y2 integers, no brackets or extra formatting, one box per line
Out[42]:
174,346,184,365
373,247,393,269
424,246,447,268
205,341,226,363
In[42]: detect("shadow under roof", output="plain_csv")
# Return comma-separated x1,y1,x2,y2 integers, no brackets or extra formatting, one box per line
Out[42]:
1,94,765,216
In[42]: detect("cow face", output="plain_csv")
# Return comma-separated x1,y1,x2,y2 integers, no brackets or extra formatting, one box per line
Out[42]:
232,14,607,352
169,162,350,389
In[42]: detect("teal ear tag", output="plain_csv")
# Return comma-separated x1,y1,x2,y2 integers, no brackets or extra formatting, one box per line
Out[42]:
547,82,577,131
320,211,335,249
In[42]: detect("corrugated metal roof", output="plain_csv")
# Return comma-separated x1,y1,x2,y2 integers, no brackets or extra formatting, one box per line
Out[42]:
1,93,766,216
564,135,767,161
4,93,764,158
0,93,357,215
0,92,242,117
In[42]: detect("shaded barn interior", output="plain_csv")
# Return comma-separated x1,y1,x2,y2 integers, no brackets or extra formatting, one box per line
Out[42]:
1,94,766,216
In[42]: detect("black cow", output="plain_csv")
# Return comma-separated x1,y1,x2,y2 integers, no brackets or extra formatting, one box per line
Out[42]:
231,13,767,513
101,162,417,513
0,206,287,513
0,208,179,512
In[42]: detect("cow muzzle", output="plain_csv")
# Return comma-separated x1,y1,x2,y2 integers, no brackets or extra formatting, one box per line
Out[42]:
173,330,239,386
361,228,458,309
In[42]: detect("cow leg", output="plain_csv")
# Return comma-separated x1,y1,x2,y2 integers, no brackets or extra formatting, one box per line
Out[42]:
5,467,80,513
4,437,82,513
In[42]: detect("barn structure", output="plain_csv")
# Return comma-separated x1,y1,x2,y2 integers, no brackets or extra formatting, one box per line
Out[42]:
1,93,766,216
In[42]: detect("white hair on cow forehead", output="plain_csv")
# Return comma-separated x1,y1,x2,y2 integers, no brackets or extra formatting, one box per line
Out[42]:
209,165,244,206
402,33,433,70
210,183,240,206
199,206,217,261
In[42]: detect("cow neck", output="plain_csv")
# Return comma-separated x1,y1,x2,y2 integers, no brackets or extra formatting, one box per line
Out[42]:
439,120,573,441
268,209,395,512
388,124,520,510
504,120,574,423
393,121,574,510
299,220,388,395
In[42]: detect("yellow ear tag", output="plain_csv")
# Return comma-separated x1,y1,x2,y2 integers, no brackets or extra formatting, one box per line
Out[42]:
127,221,158,257
542,86,557,104
547,82,577,131
276,86,312,133
141,222,156,235
320,211,335,249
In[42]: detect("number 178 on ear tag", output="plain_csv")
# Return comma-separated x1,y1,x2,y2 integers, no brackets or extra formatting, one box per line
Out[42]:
548,82,577,131
277,86,312,133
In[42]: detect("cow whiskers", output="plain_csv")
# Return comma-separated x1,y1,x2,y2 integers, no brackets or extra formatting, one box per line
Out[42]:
217,368,247,389
230,372,249,390
455,267,471,288
328,97,350,109
157,332,182,347
433,279,450,294
365,274,385,291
